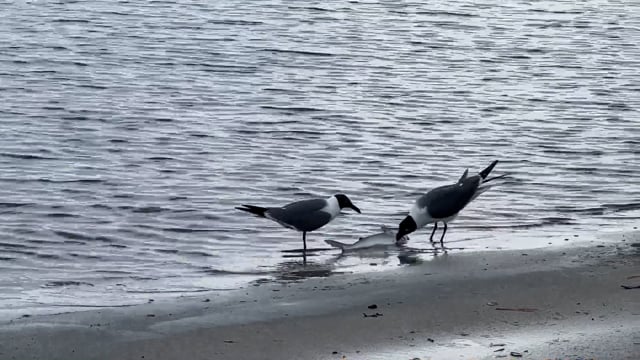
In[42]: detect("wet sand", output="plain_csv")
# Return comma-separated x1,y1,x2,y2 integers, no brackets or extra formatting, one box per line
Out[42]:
1,236,639,360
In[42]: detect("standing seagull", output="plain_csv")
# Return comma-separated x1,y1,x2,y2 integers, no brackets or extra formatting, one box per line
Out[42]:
236,194,361,252
396,160,503,247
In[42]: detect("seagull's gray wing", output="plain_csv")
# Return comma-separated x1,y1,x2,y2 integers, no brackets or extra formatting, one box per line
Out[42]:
266,199,332,232
420,175,482,218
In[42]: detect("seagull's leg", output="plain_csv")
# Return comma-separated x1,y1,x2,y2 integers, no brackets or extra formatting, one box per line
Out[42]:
302,231,307,265
429,222,438,243
302,231,307,252
440,223,448,248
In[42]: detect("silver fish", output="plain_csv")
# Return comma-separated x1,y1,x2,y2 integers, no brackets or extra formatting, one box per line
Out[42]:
325,225,408,252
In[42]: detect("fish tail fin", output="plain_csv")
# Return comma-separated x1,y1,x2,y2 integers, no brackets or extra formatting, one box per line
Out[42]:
479,160,499,179
235,204,268,217
325,239,347,250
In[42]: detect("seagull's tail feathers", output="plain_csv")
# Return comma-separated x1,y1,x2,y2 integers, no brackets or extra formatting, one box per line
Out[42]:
325,239,348,250
479,160,499,179
235,204,268,217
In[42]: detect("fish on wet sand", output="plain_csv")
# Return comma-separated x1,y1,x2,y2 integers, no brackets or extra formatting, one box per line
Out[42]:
325,226,408,252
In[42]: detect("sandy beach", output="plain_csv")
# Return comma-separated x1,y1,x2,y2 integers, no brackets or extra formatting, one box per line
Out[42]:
1,233,639,360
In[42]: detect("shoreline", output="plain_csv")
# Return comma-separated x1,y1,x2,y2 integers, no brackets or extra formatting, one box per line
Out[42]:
1,235,638,360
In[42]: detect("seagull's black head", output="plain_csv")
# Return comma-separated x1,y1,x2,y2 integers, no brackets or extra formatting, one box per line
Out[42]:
396,216,417,241
334,194,361,213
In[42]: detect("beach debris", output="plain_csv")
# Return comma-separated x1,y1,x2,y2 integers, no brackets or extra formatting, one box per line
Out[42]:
486,301,499,306
510,351,523,357
496,355,507,358
495,307,538,312
410,358,421,360
203,298,210,302
146,314,155,317
332,351,338,354
621,284,640,290
368,304,378,309
223,340,235,344
494,348,505,352
460,332,469,336
362,312,383,318
627,275,640,279
427,338,435,343
490,343,506,347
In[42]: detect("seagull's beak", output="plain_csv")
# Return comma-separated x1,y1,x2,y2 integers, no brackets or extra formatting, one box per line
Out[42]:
350,204,361,214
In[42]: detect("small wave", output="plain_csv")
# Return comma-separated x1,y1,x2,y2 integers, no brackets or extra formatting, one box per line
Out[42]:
46,213,79,218
261,48,334,57
107,244,127,248
0,153,55,160
0,202,30,208
260,105,325,112
530,9,583,14
146,156,174,161
125,288,218,294
0,242,36,249
183,251,214,257
161,227,218,233
36,178,104,184
131,206,170,213
199,268,271,276
463,217,574,230
53,230,94,241
416,10,476,17
603,202,640,213
154,248,179,254
555,206,605,215
44,281,94,287
52,18,91,23
208,19,263,26
69,253,101,259
36,253,61,259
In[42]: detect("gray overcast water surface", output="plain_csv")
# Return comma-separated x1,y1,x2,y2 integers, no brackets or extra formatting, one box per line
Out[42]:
0,0,639,317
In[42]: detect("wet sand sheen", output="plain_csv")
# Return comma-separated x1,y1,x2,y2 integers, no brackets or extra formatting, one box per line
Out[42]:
1,234,638,360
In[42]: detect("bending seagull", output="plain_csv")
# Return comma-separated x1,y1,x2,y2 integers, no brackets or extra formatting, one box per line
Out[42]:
396,160,504,247
236,194,361,252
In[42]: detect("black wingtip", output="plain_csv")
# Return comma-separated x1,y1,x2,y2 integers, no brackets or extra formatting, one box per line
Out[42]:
235,204,268,217
479,160,499,179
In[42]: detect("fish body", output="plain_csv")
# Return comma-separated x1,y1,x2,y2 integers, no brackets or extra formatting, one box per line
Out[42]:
325,226,408,252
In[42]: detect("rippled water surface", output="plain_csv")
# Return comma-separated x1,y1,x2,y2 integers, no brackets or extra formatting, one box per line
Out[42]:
1,0,639,316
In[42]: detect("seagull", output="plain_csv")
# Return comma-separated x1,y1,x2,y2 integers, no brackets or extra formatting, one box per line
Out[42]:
236,194,361,252
396,160,504,247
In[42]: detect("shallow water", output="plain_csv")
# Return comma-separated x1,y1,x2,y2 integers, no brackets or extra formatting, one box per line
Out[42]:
1,0,639,318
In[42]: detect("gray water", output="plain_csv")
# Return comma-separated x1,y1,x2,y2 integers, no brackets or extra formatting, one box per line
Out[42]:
1,0,639,318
